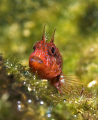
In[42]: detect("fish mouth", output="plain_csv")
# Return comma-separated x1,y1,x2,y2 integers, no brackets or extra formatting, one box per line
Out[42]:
30,56,43,64
29,56,43,71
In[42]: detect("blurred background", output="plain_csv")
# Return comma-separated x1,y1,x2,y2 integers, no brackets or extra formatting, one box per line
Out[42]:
0,0,98,85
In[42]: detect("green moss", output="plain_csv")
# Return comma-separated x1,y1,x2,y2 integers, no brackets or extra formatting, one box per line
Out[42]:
0,55,97,120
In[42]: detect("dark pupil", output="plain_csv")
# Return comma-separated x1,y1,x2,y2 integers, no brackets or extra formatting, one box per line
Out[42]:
51,47,55,53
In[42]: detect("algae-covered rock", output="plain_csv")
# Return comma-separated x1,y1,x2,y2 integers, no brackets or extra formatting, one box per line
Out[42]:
0,54,98,120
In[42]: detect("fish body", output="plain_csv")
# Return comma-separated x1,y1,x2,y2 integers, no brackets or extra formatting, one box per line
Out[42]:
29,25,81,94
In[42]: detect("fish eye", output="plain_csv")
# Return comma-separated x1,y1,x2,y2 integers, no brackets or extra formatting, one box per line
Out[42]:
33,45,36,51
48,46,56,56
51,46,55,53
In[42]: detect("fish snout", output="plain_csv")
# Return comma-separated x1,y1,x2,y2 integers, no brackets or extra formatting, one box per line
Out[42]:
29,56,43,71
29,56,43,64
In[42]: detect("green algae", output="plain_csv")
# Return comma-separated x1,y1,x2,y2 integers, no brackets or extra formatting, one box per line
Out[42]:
0,55,98,120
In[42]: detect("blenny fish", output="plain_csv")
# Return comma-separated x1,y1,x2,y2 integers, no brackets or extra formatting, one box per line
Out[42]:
29,25,82,94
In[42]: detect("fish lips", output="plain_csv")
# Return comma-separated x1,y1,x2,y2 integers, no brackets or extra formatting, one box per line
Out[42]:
29,56,43,71
30,56,43,64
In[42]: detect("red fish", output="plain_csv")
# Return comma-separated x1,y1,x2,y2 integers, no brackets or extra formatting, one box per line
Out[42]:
29,25,82,94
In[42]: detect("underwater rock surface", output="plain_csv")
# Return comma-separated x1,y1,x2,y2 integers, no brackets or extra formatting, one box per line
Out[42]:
0,55,98,120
